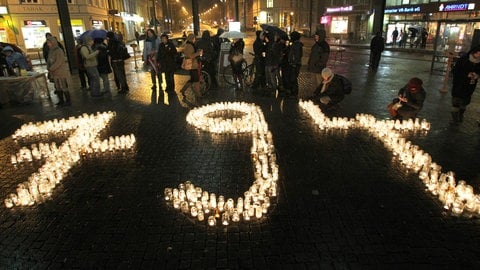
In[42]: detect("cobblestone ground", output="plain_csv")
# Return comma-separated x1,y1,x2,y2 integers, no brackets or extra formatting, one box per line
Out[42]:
1,48,480,269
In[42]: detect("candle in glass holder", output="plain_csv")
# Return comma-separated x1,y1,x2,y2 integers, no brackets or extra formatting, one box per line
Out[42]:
221,212,230,225
208,216,216,226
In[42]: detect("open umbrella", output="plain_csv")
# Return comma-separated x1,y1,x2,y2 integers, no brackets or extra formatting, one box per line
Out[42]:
79,29,108,40
260,24,287,38
220,31,245,39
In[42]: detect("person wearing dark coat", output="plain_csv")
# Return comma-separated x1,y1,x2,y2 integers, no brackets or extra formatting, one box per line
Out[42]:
94,38,112,95
265,32,282,92
307,30,330,89
288,31,303,98
279,34,290,95
450,46,480,124
212,28,225,77
390,77,426,120
312,68,345,110
156,33,177,93
251,30,266,90
369,31,385,71
196,30,217,88
228,38,245,90
106,31,130,94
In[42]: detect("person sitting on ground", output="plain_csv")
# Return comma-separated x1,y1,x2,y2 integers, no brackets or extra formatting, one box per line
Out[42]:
388,77,426,120
312,68,345,109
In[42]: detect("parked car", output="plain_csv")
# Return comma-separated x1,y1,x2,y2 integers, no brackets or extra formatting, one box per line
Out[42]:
0,42,33,71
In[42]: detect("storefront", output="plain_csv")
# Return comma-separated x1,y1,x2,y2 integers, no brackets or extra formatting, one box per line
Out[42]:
323,4,372,42
384,1,480,52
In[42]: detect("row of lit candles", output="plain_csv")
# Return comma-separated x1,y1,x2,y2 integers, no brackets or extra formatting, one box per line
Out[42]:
5,112,135,208
166,102,278,226
299,100,477,216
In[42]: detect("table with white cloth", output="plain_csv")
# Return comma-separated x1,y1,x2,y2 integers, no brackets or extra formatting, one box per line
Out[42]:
0,72,49,105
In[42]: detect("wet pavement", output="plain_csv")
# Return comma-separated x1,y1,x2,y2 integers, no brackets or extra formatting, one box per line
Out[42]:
1,46,480,269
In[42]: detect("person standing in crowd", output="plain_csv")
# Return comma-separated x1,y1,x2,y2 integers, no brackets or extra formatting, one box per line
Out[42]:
93,38,111,95
42,33,64,64
251,30,266,91
212,28,225,79
392,27,399,46
312,68,346,110
80,36,102,98
46,36,72,106
288,31,303,99
369,31,385,71
2,46,31,74
228,37,245,90
264,32,282,94
143,29,162,91
388,77,426,120
399,29,407,48
450,46,480,124
196,30,217,88
106,31,130,94
156,33,177,93
74,38,89,90
279,34,291,96
184,33,203,98
308,30,330,91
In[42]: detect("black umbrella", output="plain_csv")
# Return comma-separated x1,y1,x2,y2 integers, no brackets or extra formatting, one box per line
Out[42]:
260,24,287,38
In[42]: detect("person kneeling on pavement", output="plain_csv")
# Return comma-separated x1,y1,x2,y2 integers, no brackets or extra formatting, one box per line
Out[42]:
388,77,426,120
312,68,345,109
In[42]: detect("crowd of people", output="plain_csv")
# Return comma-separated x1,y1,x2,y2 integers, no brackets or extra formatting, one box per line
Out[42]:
3,27,480,127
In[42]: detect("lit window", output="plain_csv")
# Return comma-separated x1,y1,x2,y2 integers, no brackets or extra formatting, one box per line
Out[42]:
267,0,273,8
20,0,39,3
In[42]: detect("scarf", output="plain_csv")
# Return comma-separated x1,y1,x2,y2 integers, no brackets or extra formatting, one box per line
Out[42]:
320,74,334,93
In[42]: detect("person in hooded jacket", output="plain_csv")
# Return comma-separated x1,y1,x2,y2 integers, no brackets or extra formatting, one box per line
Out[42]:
156,33,177,93
2,46,31,73
196,30,217,88
389,77,426,120
288,31,303,98
450,46,480,124
307,30,330,91
46,36,72,106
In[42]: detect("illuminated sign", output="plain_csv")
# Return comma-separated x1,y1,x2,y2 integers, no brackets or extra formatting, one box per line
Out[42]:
326,6,353,13
321,16,331,24
24,20,47,26
0,6,8,14
385,6,421,14
439,3,475,12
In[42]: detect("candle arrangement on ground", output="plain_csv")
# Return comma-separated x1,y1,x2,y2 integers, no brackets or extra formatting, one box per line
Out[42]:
299,99,479,217
164,102,278,226
4,111,136,208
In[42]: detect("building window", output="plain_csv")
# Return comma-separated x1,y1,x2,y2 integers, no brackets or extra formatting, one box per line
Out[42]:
21,0,39,3
267,0,273,8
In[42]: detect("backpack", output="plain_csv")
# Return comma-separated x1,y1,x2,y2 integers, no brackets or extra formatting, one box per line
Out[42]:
337,74,352,94
117,43,131,60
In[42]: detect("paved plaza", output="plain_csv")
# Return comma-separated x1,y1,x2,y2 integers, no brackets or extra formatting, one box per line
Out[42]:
1,46,480,269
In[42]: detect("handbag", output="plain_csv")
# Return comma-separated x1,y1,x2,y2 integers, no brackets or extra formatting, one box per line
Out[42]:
387,101,402,117
181,58,193,70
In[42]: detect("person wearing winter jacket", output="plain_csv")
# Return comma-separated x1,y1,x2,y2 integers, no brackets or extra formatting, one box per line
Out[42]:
307,30,330,90
389,77,426,120
450,46,480,124
106,31,130,94
156,33,177,93
312,68,345,110
80,36,101,97
93,38,112,95
288,31,303,98
46,36,72,106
